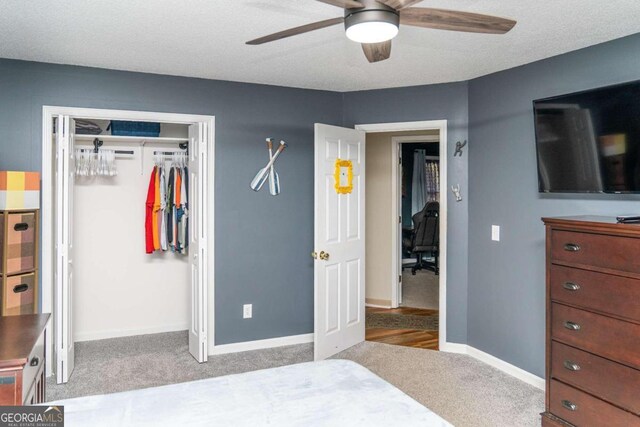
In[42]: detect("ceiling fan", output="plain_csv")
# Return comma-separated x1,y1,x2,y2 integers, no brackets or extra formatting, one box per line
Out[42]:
246,0,516,63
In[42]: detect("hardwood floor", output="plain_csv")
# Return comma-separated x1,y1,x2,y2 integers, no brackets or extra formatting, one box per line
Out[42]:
365,307,439,351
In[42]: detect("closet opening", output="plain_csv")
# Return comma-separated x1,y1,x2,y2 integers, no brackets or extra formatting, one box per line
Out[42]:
41,107,215,384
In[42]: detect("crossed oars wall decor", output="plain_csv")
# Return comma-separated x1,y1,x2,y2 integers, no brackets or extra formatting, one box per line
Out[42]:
250,138,287,195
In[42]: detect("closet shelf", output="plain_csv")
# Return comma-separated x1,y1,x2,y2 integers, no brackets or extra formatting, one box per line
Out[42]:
74,134,188,144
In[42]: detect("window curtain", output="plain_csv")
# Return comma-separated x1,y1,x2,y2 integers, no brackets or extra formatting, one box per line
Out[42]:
411,150,427,217
425,160,440,202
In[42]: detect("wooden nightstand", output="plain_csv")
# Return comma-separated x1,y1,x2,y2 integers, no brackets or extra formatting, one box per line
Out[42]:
0,314,50,405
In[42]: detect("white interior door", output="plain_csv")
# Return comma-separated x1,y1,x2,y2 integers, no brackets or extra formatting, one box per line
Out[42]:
188,123,208,363
314,124,365,360
55,115,75,384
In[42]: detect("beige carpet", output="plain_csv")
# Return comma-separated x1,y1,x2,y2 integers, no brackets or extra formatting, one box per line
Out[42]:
336,341,544,427
401,269,439,310
47,332,543,426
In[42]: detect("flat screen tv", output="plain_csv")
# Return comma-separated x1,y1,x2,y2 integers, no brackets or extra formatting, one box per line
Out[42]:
533,80,640,193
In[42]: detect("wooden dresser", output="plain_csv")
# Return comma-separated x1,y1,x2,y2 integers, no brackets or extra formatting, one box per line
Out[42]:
0,314,49,405
541,216,640,426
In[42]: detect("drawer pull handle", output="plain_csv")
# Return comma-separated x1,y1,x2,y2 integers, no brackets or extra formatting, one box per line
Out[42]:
14,222,29,231
561,400,577,411
13,284,29,293
562,282,580,291
564,321,581,331
563,243,581,252
30,356,39,367
563,360,581,371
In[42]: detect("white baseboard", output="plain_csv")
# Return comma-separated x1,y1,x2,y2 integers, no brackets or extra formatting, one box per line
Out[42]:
365,303,392,309
439,342,468,354
210,333,314,355
75,323,189,342
441,342,545,390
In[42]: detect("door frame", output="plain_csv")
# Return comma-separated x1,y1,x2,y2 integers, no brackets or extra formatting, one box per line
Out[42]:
41,106,216,377
355,120,447,349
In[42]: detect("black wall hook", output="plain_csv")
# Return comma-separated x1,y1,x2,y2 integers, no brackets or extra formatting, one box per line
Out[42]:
93,138,103,153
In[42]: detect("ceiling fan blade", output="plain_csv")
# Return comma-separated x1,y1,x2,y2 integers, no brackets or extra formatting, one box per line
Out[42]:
362,40,392,63
316,0,364,9
400,7,516,34
246,17,344,45
377,0,423,10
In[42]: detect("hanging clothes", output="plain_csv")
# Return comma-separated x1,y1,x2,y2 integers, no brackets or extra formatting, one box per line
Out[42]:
145,166,157,254
167,166,175,250
179,166,189,253
160,167,168,251
153,167,161,251
145,154,189,255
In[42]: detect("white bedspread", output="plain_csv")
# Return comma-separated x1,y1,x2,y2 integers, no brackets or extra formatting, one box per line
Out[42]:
50,360,452,427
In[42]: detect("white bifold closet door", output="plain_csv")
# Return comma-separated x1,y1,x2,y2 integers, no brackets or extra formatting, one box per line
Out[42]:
313,124,365,361
55,115,76,384
188,123,208,363
55,117,209,384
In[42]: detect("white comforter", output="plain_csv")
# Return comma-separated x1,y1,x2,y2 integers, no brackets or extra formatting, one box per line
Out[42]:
50,359,452,426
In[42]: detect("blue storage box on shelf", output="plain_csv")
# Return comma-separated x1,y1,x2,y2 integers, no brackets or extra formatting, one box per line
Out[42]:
108,121,161,137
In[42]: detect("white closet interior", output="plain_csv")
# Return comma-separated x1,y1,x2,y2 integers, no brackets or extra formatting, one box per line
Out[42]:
73,121,191,342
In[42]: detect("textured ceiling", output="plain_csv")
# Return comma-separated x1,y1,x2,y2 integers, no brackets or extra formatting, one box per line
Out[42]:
1,0,639,91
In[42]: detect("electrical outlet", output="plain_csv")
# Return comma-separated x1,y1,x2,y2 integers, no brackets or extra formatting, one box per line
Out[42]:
243,304,252,319
492,225,500,242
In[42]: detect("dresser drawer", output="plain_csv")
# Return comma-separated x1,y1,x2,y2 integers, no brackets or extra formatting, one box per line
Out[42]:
550,229,640,274
551,341,640,414
550,265,640,322
0,212,37,275
20,329,44,404
2,272,36,316
551,303,640,369
550,379,639,427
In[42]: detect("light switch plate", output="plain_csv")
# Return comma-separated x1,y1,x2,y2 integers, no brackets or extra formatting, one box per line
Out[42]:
243,304,252,319
492,225,500,241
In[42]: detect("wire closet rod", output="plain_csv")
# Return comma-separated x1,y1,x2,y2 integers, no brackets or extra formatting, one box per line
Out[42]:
77,147,135,155
153,151,186,155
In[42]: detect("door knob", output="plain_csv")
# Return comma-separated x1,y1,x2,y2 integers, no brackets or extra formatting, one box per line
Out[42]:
311,252,318,259
319,251,330,261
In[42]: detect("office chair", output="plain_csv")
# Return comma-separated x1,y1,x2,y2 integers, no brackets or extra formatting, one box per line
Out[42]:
406,201,439,275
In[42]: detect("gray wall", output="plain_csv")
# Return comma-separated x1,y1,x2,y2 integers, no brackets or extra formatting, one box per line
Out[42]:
343,82,470,344
3,31,639,373
0,58,343,345
467,33,640,377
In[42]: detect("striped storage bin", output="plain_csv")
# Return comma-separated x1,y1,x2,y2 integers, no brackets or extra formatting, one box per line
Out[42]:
0,211,37,275
2,272,36,316
0,171,40,210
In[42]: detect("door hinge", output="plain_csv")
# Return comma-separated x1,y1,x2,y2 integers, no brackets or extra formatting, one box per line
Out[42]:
399,275,402,283
399,157,402,165
399,216,402,224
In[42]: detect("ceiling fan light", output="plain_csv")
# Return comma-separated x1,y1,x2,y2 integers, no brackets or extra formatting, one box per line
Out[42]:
345,21,398,43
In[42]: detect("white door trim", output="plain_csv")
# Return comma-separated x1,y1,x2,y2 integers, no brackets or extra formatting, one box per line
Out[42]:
355,120,448,349
41,106,216,377
391,134,439,308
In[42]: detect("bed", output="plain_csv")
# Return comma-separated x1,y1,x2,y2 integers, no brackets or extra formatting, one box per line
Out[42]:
49,359,452,426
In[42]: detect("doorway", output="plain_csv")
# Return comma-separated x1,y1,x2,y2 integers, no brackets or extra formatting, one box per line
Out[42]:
397,137,440,312
41,107,215,381
361,130,442,350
